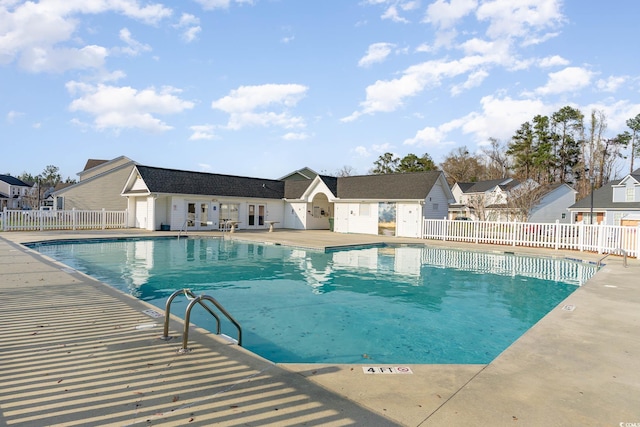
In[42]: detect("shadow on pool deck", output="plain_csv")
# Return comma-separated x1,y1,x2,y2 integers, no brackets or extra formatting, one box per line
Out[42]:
1,229,639,426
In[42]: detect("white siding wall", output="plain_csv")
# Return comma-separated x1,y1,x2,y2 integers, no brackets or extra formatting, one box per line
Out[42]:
396,202,422,238
333,203,349,233
155,197,169,229
424,183,450,219
285,202,307,229
334,202,378,235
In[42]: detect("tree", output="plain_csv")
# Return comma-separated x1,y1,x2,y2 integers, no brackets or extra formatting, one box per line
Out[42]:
334,165,355,177
551,106,583,184
396,153,437,173
481,138,510,179
439,146,486,184
625,113,640,173
39,165,62,188
507,121,536,181
505,180,545,222
371,152,399,174
531,115,555,185
601,132,631,185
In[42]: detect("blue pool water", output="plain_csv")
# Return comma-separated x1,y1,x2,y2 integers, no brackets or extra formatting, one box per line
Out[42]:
30,238,596,364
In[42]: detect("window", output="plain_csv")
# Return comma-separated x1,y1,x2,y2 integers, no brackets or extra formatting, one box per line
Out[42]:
432,203,439,211
359,204,370,217
614,213,623,226
626,187,635,202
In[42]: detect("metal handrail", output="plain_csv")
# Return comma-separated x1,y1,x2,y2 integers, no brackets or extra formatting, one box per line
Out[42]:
177,219,188,240
182,295,242,352
161,289,221,340
597,248,628,268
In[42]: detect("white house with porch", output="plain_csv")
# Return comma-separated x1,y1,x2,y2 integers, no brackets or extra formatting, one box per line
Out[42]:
121,165,454,238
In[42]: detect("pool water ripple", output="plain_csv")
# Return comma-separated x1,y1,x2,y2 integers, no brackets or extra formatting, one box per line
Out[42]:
30,238,597,364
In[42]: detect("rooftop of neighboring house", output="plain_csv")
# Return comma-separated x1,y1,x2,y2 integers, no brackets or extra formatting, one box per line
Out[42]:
570,177,640,210
0,174,31,187
454,178,513,194
83,159,109,171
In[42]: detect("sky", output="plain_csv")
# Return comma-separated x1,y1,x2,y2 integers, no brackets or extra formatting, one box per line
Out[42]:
2,0,640,182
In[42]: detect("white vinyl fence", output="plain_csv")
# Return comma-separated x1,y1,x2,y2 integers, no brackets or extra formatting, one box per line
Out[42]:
422,219,639,259
0,208,128,232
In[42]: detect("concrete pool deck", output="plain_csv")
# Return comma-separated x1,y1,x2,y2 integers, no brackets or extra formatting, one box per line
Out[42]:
0,229,638,426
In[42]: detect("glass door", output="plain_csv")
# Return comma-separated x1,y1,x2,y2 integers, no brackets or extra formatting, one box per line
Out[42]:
248,204,266,228
186,202,211,230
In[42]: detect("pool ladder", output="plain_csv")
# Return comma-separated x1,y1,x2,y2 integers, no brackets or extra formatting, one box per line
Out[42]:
161,289,242,353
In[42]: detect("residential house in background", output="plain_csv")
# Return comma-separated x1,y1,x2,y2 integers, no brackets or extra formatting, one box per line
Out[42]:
0,175,32,210
121,165,454,238
449,178,515,220
568,168,640,226
53,156,137,210
528,183,576,223
450,178,576,223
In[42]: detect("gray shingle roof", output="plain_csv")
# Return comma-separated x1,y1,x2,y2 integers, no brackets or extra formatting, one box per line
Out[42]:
569,181,640,210
284,180,312,199
457,178,511,193
336,171,442,199
132,166,444,201
136,166,285,199
0,175,31,187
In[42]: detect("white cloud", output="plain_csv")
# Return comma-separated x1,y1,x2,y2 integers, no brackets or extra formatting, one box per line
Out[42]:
451,69,489,95
194,0,254,10
189,124,216,140
175,14,201,43
19,45,108,73
211,84,308,130
476,0,564,41
382,5,409,23
424,0,478,29
534,66,594,96
354,146,370,157
6,110,23,123
597,76,628,93
372,143,394,153
358,42,396,67
538,55,569,68
0,0,171,72
114,28,151,56
67,82,194,132
343,55,492,121
460,95,550,143
404,126,447,146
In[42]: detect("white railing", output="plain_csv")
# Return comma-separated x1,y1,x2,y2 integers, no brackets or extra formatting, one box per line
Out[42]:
0,208,128,232
422,219,640,259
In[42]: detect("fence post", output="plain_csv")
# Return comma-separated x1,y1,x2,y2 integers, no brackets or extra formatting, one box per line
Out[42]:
72,208,77,231
474,221,478,244
636,225,640,259
442,217,447,242
596,223,605,254
554,220,560,250
2,207,5,231
102,208,106,230
578,221,584,252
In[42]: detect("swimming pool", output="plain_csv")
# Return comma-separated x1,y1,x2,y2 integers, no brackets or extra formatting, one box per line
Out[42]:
30,238,596,364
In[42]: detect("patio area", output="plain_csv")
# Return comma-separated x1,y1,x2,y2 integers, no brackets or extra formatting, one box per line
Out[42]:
1,229,638,426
